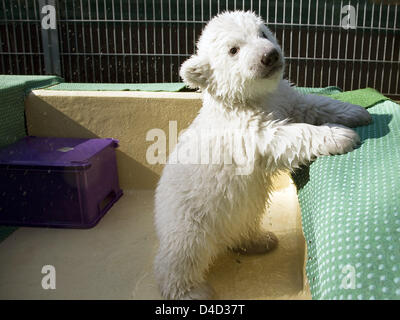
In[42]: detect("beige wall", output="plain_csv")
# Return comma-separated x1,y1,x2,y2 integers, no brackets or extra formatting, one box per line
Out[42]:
25,89,310,294
25,90,202,190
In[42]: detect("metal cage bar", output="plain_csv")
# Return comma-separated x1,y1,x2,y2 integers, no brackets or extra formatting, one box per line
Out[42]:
0,0,399,98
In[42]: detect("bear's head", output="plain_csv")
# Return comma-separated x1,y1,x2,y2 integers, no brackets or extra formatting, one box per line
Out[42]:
180,11,284,105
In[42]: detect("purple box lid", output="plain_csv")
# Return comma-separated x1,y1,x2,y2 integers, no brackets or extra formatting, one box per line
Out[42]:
0,136,119,170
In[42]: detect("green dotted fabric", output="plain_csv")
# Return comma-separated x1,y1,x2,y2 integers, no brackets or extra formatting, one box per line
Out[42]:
295,86,343,96
0,75,62,148
293,93,400,300
0,81,26,149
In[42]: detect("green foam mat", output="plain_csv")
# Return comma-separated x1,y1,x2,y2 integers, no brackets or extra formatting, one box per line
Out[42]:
0,226,17,243
0,75,62,148
0,81,26,149
295,86,343,96
323,88,390,109
292,91,399,299
0,75,62,242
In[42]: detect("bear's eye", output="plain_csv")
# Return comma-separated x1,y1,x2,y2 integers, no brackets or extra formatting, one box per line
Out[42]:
262,33,268,39
229,47,239,56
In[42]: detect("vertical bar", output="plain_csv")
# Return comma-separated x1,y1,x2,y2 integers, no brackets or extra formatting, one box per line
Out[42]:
71,0,81,81
128,0,134,82
312,0,318,87
121,0,127,83
365,3,375,88
282,0,286,77
176,0,180,82
327,0,334,88
103,0,111,82
10,0,21,74
88,0,95,82
144,0,149,82
56,0,65,78
350,1,359,91
185,0,188,57
25,0,35,72
153,0,157,82
335,0,344,87
39,0,61,75
111,0,117,82
202,0,204,22
358,0,367,89
0,30,4,73
304,0,311,86
193,0,196,55
161,0,165,82
33,0,44,73
96,0,103,83
373,3,383,91
80,0,88,82
289,0,293,83
380,4,390,93
2,0,13,73
319,0,327,88
136,0,142,82
343,0,350,90
296,0,302,86
17,0,28,74
387,4,398,95
169,0,172,82
64,0,73,79
394,4,399,95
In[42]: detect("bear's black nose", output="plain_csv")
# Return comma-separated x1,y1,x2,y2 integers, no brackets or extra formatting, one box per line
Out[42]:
261,49,280,67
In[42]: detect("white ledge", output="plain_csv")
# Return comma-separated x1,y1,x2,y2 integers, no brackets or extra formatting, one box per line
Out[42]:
31,89,203,100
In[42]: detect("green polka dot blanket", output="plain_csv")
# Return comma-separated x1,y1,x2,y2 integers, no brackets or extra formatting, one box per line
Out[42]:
293,88,400,300
0,75,62,149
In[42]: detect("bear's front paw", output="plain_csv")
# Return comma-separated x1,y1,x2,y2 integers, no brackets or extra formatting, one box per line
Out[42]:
339,103,372,128
324,123,361,155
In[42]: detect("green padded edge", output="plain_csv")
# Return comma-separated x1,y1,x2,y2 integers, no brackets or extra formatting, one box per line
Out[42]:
0,75,63,148
316,88,392,109
0,75,63,149
295,86,343,96
0,227,17,243
0,75,63,242
0,75,63,94
292,90,399,300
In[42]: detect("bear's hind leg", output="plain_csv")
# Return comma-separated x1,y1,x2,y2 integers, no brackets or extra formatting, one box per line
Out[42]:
154,235,217,300
233,230,278,255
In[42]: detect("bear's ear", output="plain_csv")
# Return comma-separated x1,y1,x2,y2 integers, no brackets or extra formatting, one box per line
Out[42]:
179,55,211,89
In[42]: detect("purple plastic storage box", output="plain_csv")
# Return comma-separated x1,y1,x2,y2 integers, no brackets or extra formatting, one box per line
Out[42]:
0,136,123,228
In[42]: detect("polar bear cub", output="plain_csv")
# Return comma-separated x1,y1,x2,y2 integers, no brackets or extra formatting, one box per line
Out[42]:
153,11,371,300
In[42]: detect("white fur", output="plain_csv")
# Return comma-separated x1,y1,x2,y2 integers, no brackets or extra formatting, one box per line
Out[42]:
154,11,371,300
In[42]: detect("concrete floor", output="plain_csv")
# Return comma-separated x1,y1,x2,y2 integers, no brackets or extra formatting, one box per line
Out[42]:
0,173,310,300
